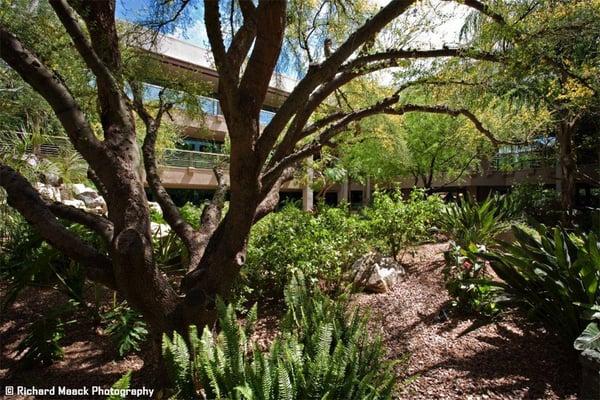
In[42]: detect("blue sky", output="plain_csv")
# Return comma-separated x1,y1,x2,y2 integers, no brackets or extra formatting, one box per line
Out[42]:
116,0,468,81
116,0,300,77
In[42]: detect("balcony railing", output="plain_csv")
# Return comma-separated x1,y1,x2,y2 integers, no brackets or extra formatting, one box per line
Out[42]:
162,148,228,169
1,132,228,171
142,83,275,125
490,151,555,172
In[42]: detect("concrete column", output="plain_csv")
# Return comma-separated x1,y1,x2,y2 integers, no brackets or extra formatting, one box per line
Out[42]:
363,176,371,206
302,158,314,212
338,178,349,205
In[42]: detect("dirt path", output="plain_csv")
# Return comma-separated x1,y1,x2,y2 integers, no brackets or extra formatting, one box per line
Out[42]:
355,242,578,400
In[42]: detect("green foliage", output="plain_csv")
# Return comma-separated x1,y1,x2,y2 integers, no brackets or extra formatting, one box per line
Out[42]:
179,202,204,229
574,321,600,352
0,220,97,310
162,275,397,399
15,303,76,367
102,301,148,358
153,231,187,272
483,225,600,344
440,195,520,316
508,183,560,223
243,204,370,300
363,189,442,260
107,371,132,400
439,195,514,248
443,244,499,317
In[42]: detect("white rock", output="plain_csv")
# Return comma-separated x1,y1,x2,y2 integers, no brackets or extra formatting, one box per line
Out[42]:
34,182,61,202
151,222,171,238
22,154,39,167
71,183,96,196
148,201,162,215
350,252,405,293
62,199,86,209
366,265,399,293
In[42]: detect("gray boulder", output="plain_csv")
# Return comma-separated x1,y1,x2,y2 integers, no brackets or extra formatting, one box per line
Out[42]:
351,252,405,293
77,191,106,211
34,182,61,202
62,199,86,209
69,184,107,213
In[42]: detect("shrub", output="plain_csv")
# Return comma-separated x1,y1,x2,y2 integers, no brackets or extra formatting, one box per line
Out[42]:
508,183,560,223
363,189,442,261
243,204,370,300
442,244,499,317
0,220,96,310
439,195,518,316
162,274,398,399
483,225,600,344
439,195,513,248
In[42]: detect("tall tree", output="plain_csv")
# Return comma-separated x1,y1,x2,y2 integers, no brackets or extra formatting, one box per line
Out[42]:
0,0,518,364
454,0,600,216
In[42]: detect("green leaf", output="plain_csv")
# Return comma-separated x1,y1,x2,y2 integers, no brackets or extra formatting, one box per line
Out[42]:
575,322,600,351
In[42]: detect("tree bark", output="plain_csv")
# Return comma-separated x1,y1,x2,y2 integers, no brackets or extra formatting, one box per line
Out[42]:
557,117,578,224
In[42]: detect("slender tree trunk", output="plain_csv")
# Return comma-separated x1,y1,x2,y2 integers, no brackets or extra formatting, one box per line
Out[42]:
557,118,577,224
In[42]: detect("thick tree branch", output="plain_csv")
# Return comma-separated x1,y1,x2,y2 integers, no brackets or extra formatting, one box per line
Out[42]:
191,167,229,270
255,166,295,223
268,48,498,168
263,98,521,188
256,0,418,161
204,0,235,85
0,26,104,164
448,0,507,26
48,201,114,242
238,0,286,118
61,0,134,141
49,0,117,91
67,0,122,73
342,47,499,72
131,84,200,255
226,0,257,74
0,163,115,289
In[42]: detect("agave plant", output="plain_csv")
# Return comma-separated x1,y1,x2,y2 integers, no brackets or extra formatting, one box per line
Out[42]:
483,225,600,344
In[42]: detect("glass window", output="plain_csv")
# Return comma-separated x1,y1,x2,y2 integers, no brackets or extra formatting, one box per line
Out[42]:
259,110,275,125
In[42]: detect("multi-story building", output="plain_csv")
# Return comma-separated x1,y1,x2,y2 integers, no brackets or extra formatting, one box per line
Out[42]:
140,35,314,209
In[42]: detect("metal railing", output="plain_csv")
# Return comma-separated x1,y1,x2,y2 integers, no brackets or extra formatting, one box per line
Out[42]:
1,132,228,171
490,151,555,172
162,148,228,169
142,83,275,125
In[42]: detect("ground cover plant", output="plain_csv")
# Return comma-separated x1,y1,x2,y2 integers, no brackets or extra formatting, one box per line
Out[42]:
158,274,397,399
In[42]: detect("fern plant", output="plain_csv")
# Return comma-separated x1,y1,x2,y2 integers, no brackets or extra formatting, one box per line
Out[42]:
161,274,398,399
102,301,148,358
16,312,67,367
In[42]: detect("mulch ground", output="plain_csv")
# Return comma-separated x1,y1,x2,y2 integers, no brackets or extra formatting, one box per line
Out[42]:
1,242,579,399
355,242,578,400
